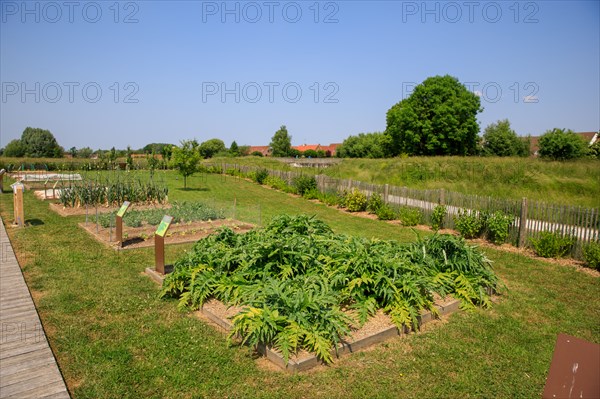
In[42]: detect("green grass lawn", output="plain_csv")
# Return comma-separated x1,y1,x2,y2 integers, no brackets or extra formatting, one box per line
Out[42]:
209,156,600,208
1,171,598,398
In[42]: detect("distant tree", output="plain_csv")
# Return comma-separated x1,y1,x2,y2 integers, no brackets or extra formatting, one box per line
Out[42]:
108,147,118,167
269,125,292,157
170,140,201,188
588,139,600,159
385,75,482,156
3,139,25,157
147,152,160,177
482,119,530,157
336,132,392,158
0,147,3,156
537,128,589,160
161,145,173,163
303,149,319,158
251,151,264,157
126,146,134,170
69,146,78,158
238,145,250,156
142,143,172,155
20,127,63,158
77,147,93,158
199,138,226,159
229,141,239,156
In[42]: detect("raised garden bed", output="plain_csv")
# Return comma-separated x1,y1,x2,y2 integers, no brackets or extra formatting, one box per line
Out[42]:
80,219,253,250
49,202,171,217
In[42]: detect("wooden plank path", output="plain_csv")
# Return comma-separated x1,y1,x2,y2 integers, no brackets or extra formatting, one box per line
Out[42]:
0,217,70,398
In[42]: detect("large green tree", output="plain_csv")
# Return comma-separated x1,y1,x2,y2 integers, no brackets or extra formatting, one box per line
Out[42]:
199,138,226,159
385,75,482,156
537,128,588,160
481,119,530,157
336,132,392,158
170,140,201,188
3,139,25,157
20,127,63,158
269,125,292,157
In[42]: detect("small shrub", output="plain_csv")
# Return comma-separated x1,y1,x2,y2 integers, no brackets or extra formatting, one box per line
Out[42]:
530,231,574,258
344,188,367,212
398,207,422,226
99,213,113,228
317,191,343,207
367,193,384,214
376,205,397,220
254,168,269,185
264,176,288,191
124,213,143,228
303,188,320,200
583,242,600,270
485,211,512,245
293,175,317,196
454,210,484,239
145,210,164,226
431,205,447,230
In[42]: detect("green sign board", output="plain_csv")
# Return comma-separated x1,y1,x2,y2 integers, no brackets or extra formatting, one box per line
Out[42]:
155,215,173,237
116,201,131,217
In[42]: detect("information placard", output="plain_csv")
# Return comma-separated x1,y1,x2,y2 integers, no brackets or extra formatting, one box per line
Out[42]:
155,215,173,237
116,201,131,217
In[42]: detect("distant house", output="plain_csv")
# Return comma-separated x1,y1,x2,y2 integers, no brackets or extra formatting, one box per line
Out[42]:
248,146,271,156
529,131,598,156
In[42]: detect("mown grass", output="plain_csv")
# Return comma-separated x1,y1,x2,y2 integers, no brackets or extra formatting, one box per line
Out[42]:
209,156,600,208
0,171,598,398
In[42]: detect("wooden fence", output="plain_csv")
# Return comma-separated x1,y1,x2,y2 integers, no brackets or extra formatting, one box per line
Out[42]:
207,163,599,259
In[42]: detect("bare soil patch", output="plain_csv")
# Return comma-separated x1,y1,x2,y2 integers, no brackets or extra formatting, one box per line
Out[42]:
79,219,254,250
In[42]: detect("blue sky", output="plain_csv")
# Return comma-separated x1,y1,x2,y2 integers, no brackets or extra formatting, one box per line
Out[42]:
1,0,598,150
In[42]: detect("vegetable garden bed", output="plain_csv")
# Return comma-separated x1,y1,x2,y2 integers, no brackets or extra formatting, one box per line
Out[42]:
161,215,501,368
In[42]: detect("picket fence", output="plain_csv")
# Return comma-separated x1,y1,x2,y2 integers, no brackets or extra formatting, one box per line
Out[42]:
208,163,599,260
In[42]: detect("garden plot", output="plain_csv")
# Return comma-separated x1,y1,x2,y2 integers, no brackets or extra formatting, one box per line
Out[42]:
160,215,500,370
79,201,253,249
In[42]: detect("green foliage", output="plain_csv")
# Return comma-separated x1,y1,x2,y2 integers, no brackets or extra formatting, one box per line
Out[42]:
431,205,447,230
336,132,392,158
366,193,384,214
124,212,143,228
20,127,63,158
59,178,168,207
482,119,530,157
303,188,320,200
293,175,317,196
485,211,512,245
229,141,240,156
385,75,482,156
398,207,422,226
454,210,485,239
264,175,289,191
3,139,25,157
199,139,226,159
170,140,201,188
344,188,367,212
161,215,499,364
376,205,397,220
254,168,269,185
588,140,600,159
537,128,588,160
317,190,344,207
269,125,292,157
582,242,600,270
530,231,574,258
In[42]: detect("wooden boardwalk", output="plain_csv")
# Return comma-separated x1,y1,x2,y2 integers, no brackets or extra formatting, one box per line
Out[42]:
0,217,70,398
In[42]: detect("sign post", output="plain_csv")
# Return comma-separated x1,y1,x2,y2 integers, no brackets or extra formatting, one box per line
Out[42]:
115,201,131,247
154,215,173,274
11,182,25,227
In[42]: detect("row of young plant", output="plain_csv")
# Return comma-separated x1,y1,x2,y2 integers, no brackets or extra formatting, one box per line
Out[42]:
59,178,168,207
98,201,224,228
223,168,600,270
161,215,500,364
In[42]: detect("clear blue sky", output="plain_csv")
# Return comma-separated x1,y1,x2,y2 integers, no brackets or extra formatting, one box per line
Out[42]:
1,0,598,150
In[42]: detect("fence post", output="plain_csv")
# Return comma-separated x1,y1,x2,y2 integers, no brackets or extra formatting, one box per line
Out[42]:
518,197,528,247
347,178,352,191
383,184,389,204
439,188,445,205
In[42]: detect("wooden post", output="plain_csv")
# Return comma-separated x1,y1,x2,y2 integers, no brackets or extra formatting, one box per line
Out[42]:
518,197,528,247
115,201,131,247
12,182,25,227
347,179,352,191
439,188,445,205
155,216,173,275
383,184,389,204
0,169,5,193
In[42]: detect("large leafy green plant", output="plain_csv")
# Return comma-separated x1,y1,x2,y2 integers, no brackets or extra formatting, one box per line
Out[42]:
161,215,499,364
